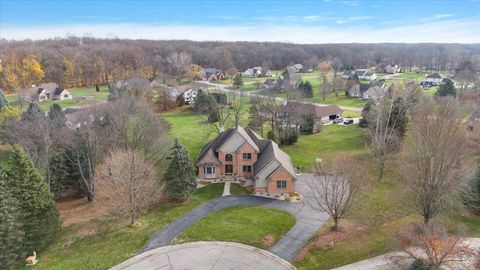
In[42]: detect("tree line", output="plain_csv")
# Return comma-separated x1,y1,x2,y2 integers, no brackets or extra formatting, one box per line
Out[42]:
1,37,480,91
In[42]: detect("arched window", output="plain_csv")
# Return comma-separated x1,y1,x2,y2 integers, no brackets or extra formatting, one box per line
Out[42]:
225,154,233,161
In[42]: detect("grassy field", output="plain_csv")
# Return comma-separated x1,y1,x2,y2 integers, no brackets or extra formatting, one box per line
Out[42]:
174,206,295,249
282,124,367,171
5,86,109,112
10,183,248,270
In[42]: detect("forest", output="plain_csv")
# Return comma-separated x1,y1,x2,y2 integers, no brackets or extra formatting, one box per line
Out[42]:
1,37,480,91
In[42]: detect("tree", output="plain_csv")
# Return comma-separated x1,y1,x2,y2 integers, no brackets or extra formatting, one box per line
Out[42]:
299,114,314,135
184,64,205,81
308,157,360,231
298,80,313,98
48,103,67,128
164,139,196,202
247,103,265,137
5,145,60,254
463,169,480,215
394,223,478,270
166,51,191,79
232,73,243,89
0,170,24,267
318,60,332,101
193,89,215,114
154,86,177,112
0,89,9,110
401,97,471,224
96,149,158,225
436,79,456,97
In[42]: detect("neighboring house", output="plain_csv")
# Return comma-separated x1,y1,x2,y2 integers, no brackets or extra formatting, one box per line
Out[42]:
263,79,276,90
421,73,444,87
278,102,343,129
176,85,198,104
355,70,367,79
363,85,386,100
204,68,225,81
197,126,297,195
51,87,73,100
37,87,50,101
348,83,371,98
242,67,273,78
382,64,401,74
363,71,377,81
342,70,356,79
289,64,304,73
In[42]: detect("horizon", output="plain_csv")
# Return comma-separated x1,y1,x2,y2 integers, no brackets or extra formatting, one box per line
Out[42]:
1,0,480,43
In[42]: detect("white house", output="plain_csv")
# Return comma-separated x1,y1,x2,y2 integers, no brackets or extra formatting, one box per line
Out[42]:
424,73,443,86
51,87,73,100
242,67,273,78
362,71,377,81
363,85,386,100
180,88,198,104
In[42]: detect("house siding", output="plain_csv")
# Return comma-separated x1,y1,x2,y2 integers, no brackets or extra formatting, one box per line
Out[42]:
267,167,295,194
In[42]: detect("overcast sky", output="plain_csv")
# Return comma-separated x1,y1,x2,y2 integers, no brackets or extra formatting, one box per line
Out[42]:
1,0,480,43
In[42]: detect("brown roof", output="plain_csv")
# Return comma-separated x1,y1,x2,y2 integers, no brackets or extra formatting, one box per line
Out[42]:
285,102,342,118
175,85,193,95
39,83,58,92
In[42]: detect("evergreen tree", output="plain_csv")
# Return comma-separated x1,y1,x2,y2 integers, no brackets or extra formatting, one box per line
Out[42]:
303,81,313,98
359,100,373,128
0,168,25,266
232,74,243,88
6,145,60,253
299,114,315,135
48,103,67,128
49,154,69,199
436,79,456,97
0,89,9,110
164,139,196,202
21,102,45,122
388,97,408,138
193,89,214,114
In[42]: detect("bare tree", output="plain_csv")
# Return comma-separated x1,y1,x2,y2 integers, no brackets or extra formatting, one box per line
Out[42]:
368,83,420,180
401,97,472,224
318,60,332,101
230,92,245,128
308,156,361,231
394,223,478,270
166,51,191,80
96,148,158,225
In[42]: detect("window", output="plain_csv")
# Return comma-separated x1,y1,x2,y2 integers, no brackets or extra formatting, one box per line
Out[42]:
242,165,252,173
243,153,252,160
276,180,287,189
225,154,233,161
205,166,215,175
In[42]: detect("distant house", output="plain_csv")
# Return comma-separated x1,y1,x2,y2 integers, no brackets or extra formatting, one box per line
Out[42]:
363,85,386,100
348,83,371,98
197,126,297,195
175,85,198,104
51,87,73,100
242,67,273,78
421,73,444,87
362,71,377,81
204,68,225,81
383,64,401,74
289,64,304,73
263,79,276,90
278,102,343,130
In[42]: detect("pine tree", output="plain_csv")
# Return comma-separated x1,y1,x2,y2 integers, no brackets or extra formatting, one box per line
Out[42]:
21,102,45,122
436,79,456,97
6,145,60,253
463,169,480,214
303,81,313,98
0,89,9,110
299,114,315,135
388,97,408,138
48,103,67,128
0,168,25,266
49,154,69,199
232,74,243,89
164,139,196,202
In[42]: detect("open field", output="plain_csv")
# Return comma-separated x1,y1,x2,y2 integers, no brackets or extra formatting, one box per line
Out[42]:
10,183,248,270
5,86,109,112
174,206,295,249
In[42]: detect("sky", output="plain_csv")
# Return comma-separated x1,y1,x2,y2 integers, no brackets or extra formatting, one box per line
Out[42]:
1,0,480,43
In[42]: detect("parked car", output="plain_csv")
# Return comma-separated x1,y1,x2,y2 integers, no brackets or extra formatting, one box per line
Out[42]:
333,117,344,124
343,119,354,125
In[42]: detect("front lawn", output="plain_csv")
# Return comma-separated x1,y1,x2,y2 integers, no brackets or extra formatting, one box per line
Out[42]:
10,183,246,270
174,206,296,249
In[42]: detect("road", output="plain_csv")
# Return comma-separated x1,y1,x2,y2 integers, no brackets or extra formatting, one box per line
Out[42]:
196,81,362,112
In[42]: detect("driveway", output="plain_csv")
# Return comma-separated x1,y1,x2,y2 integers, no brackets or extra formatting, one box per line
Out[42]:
138,174,329,262
112,242,296,270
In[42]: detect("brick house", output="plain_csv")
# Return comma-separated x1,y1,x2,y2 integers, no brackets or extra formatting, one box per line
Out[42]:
197,126,296,195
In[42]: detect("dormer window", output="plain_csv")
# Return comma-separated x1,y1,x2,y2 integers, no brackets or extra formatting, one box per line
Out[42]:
225,154,233,161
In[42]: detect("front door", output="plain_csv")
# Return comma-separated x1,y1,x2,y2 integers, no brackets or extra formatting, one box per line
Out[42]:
225,164,233,175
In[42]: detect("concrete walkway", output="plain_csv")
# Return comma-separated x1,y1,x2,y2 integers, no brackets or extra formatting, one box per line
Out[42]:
332,238,480,270
112,242,296,270
222,180,231,196
138,174,329,262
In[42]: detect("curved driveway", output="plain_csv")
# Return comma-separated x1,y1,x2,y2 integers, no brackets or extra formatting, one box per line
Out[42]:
139,174,329,262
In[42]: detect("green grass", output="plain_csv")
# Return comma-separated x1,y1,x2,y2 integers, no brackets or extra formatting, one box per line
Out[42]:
281,125,367,171
10,183,246,270
174,206,295,248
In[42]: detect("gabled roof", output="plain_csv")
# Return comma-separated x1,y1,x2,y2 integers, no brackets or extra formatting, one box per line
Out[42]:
365,71,375,77
175,85,193,95
359,83,371,92
283,102,342,118
264,79,275,85
356,70,367,76
39,83,58,92
53,87,66,96
204,68,223,76
426,73,442,79
218,127,260,153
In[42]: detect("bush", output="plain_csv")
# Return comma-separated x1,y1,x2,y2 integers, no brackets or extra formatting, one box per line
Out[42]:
409,259,429,270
